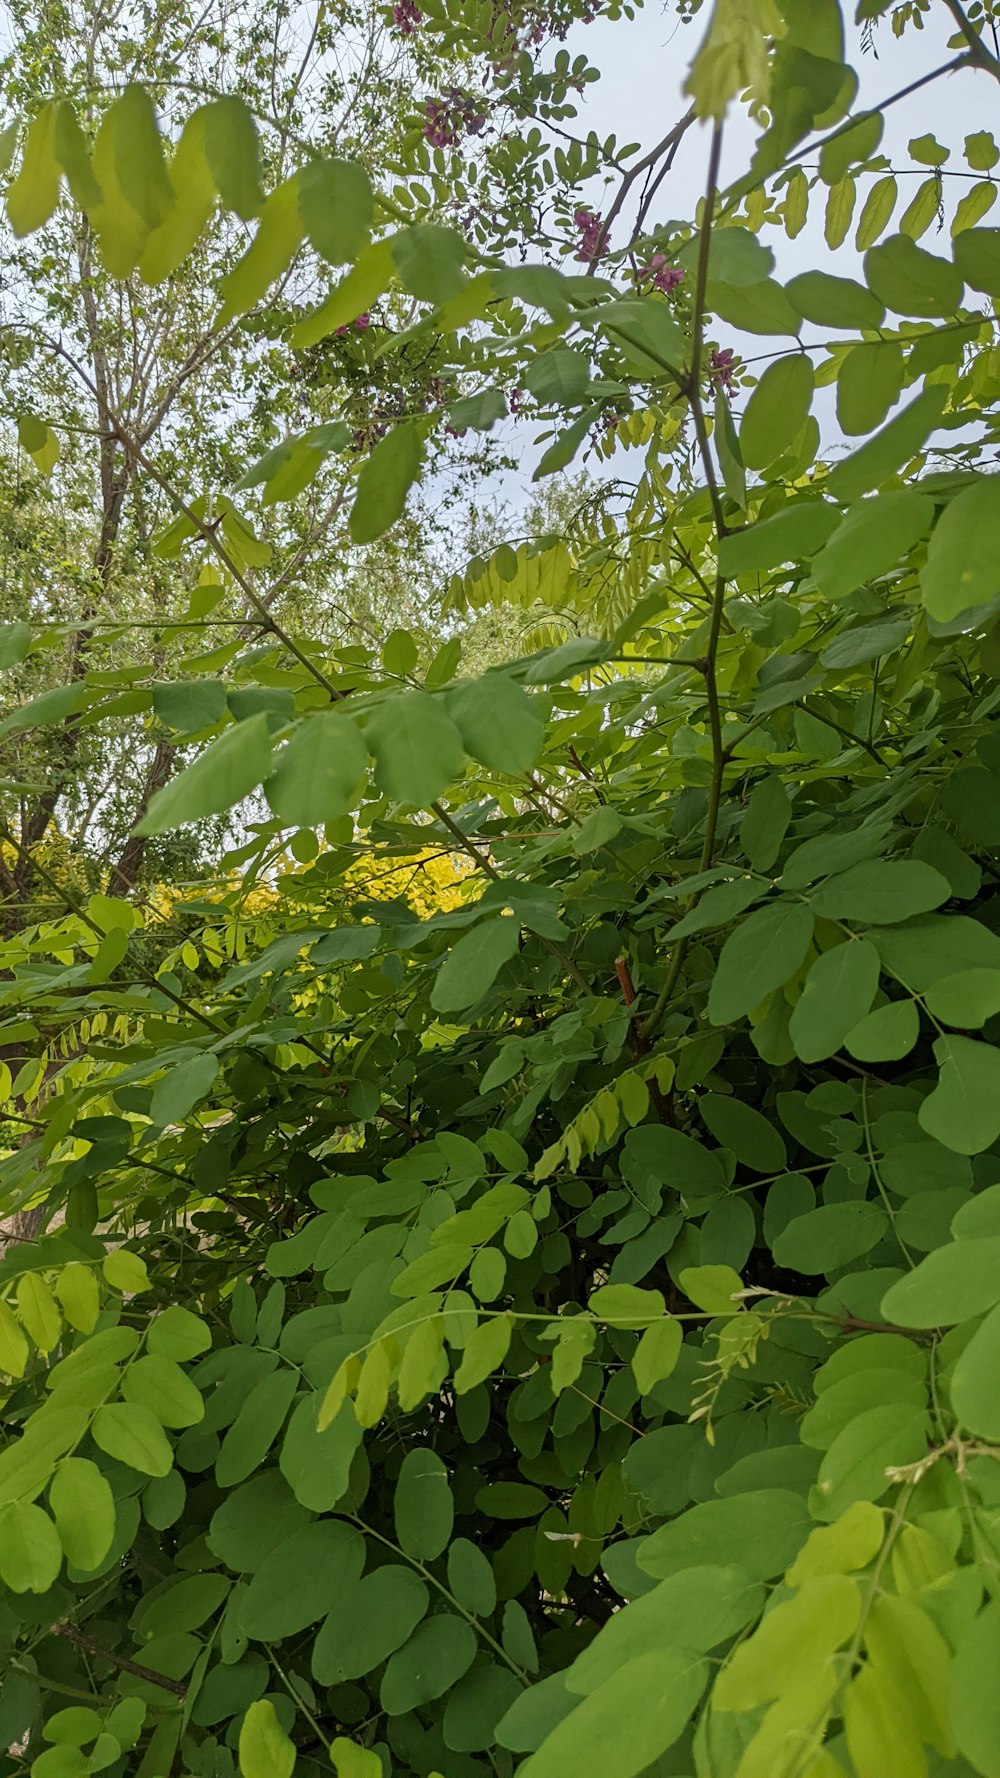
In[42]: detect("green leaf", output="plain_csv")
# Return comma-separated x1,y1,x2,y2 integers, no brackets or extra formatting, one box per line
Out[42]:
391,223,467,302
789,939,881,1062
593,299,684,375
679,1265,742,1313
137,714,273,834
864,233,962,317
690,224,773,284
217,177,305,324
714,386,746,508
950,1300,1000,1438
785,271,884,329
49,1458,115,1573
523,348,590,406
825,175,857,249
714,1575,860,1711
298,157,372,264
637,1491,809,1581
816,1404,928,1518
43,1707,103,1747
739,355,814,471
380,1615,477,1714
881,1236,1000,1327
240,1520,365,1640
448,1546,499,1629
855,174,897,250
349,422,424,545
454,1314,513,1391
631,1318,682,1393
150,1054,219,1129
367,690,464,806
0,1501,61,1593
122,1355,204,1429
567,1567,762,1695
102,1249,149,1293
921,476,1000,623
910,132,949,167
813,492,933,603
699,1096,786,1170
719,503,840,576
924,969,1000,1029
477,1480,548,1519
331,1740,381,1778
952,1601,1000,1776
238,1700,295,1778
18,414,58,474
280,1396,362,1512
430,917,520,1014
7,104,59,236
819,109,883,183
953,225,1000,295
446,676,544,774
899,175,940,242
147,1305,212,1361
0,620,31,667
496,1675,577,1753
16,1275,61,1352
313,1567,429,1685
533,410,595,478
153,680,228,732
740,776,791,872
203,96,262,219
589,1284,665,1329
0,1303,28,1378
292,239,394,346
825,387,947,503
139,108,215,284
919,1036,1000,1155
519,1650,706,1778
707,278,801,335
92,1404,172,1478
810,860,950,925
265,713,369,827
216,1369,299,1488
845,998,920,1062
786,1501,885,1583
837,341,904,436
394,1449,454,1560
966,132,999,171
772,1201,887,1274
111,85,174,229
709,901,815,1025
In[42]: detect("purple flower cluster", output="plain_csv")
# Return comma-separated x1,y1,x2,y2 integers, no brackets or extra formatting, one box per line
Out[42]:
392,0,422,31
637,254,685,294
574,206,606,263
335,313,372,337
710,347,736,391
423,89,487,147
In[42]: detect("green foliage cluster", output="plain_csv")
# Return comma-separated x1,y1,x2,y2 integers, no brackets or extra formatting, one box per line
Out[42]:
5,2,1000,1776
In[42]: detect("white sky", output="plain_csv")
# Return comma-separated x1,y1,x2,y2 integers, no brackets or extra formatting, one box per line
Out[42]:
481,2,1000,507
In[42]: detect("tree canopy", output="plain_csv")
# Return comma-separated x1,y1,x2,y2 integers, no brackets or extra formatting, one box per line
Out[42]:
4,1,1000,1776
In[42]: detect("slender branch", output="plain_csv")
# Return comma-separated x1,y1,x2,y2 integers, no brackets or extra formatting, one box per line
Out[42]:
586,107,697,272
51,1623,186,1697
938,0,1000,81
430,802,594,996
642,121,726,1044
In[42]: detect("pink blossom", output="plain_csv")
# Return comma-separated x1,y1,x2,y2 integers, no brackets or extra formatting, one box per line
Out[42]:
710,347,737,391
574,207,606,263
393,0,422,30
637,254,685,294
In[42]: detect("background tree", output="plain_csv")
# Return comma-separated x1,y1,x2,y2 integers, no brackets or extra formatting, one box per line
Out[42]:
2,4,1000,1778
